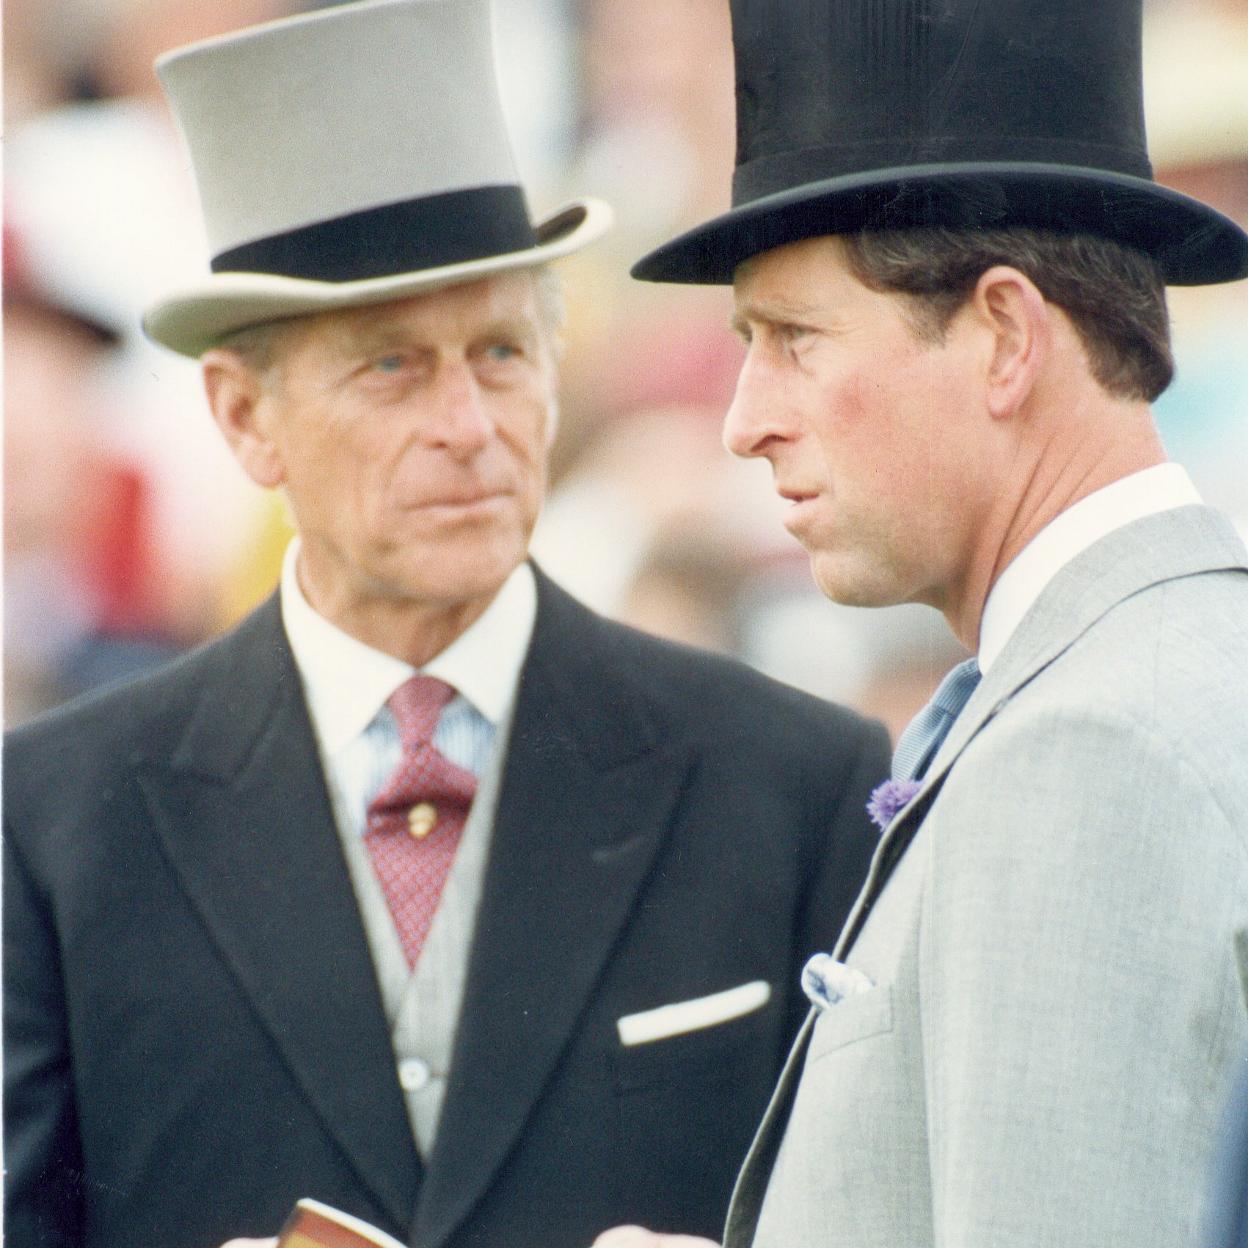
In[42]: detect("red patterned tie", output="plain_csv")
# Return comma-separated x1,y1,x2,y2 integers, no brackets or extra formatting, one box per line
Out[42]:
364,675,477,967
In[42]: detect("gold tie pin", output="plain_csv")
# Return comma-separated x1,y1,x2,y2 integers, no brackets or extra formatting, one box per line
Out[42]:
407,802,438,839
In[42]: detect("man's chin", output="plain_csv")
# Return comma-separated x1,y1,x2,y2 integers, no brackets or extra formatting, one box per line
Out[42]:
378,544,527,609
809,553,906,610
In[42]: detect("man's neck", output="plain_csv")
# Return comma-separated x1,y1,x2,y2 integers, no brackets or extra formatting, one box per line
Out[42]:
296,556,498,669
945,399,1166,650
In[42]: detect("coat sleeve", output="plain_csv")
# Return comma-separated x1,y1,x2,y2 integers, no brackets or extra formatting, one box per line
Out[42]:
919,704,1248,1248
4,827,85,1248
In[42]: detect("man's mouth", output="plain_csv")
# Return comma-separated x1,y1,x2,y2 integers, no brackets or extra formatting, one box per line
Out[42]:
777,484,819,505
409,483,510,509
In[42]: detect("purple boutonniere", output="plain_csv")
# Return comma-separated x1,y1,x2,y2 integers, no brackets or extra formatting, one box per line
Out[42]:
866,778,921,831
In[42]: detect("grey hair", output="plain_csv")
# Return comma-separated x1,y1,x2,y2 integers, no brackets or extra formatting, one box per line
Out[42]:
214,318,297,383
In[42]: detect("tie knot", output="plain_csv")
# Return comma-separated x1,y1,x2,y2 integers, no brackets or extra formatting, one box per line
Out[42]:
891,657,981,782
387,675,456,749
931,658,982,716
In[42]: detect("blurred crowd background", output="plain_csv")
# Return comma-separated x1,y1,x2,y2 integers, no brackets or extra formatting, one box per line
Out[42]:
5,0,1247,733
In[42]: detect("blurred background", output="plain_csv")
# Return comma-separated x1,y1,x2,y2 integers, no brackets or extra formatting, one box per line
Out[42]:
4,0,1246,733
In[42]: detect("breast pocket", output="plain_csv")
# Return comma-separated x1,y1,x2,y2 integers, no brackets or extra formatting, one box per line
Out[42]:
805,986,894,1062
608,989,785,1229
611,987,776,1093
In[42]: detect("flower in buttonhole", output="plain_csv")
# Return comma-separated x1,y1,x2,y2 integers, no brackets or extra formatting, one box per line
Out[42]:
866,778,921,831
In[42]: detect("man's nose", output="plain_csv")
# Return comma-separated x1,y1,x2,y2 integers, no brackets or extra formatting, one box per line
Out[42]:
723,347,785,459
424,359,493,453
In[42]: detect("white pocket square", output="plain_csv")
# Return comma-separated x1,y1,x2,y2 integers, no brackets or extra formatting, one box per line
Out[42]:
616,980,772,1046
801,953,874,1012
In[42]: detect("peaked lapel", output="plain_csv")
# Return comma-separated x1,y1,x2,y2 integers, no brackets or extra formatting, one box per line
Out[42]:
724,505,1248,1247
135,597,422,1233
414,572,696,1248
835,503,1248,963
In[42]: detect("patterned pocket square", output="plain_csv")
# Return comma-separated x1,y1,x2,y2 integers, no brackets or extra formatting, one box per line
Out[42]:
801,953,874,1011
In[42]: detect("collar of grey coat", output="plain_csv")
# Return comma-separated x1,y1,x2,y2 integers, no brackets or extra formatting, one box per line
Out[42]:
834,503,1247,967
139,566,697,1245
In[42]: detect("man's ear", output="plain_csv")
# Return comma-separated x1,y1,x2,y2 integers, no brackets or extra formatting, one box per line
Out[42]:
202,349,285,489
969,265,1051,422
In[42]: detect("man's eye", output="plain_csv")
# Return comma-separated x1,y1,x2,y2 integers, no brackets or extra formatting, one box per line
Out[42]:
372,354,407,373
485,342,521,362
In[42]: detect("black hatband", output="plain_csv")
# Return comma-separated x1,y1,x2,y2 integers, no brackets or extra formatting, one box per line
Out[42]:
212,185,536,281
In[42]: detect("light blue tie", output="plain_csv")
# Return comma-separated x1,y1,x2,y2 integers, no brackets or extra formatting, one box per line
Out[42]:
891,657,982,781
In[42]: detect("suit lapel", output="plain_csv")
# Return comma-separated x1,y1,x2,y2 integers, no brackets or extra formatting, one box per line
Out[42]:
838,503,1248,962
136,598,422,1232
414,574,695,1248
727,506,1248,1243
722,1008,817,1248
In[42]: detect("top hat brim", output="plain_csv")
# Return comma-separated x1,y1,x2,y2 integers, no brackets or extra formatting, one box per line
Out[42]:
144,198,612,359
632,164,1248,287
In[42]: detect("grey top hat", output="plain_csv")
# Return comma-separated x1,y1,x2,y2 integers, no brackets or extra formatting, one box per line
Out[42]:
633,0,1248,287
143,0,611,358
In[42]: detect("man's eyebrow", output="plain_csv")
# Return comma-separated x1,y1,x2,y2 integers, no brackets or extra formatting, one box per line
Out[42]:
322,318,414,358
474,315,541,342
319,304,544,360
729,298,824,337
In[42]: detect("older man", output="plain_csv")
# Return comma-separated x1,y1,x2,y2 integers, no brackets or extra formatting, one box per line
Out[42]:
607,1,1248,1247
1,4,890,1248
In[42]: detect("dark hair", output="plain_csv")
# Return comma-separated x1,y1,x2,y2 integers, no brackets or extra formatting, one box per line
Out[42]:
841,227,1174,401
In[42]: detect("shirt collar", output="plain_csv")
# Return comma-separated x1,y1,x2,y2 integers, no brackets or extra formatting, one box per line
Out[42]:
977,463,1202,675
280,537,537,755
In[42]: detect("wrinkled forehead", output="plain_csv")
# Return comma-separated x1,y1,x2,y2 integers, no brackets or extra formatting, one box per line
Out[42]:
730,235,865,323
330,271,545,336
733,235,853,289
263,269,556,367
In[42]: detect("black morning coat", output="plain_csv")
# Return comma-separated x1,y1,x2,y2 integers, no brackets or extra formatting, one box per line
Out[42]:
4,570,889,1248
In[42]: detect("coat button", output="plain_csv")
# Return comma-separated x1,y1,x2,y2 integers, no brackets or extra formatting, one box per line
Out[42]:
397,1057,431,1092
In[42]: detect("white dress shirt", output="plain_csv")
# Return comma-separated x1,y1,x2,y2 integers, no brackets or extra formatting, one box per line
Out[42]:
279,538,537,838
978,463,1202,674
279,541,538,1155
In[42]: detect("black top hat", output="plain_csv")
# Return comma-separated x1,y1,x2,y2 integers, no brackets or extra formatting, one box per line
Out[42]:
633,0,1248,286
